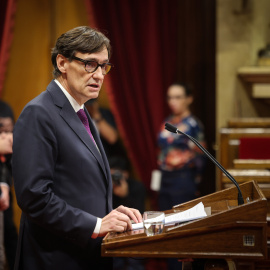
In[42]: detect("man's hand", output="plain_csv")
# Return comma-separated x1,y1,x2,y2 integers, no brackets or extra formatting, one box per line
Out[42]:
99,206,142,237
115,205,142,223
0,184,9,210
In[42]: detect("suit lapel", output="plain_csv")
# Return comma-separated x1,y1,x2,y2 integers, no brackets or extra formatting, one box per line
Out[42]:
47,81,108,182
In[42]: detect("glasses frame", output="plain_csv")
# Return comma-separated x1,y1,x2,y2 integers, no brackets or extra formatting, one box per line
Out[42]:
71,56,113,75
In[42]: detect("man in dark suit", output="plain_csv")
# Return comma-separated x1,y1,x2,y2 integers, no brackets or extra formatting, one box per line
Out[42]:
12,26,142,270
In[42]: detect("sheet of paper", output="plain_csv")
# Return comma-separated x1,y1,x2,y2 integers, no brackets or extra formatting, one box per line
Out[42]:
132,202,207,230
164,201,207,225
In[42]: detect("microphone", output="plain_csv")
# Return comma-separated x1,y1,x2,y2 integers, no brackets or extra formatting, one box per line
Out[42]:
165,122,244,205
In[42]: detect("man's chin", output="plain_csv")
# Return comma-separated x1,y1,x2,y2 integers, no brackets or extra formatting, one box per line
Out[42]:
87,89,99,98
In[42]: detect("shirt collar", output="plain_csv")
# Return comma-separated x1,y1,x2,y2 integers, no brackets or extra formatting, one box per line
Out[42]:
54,79,84,112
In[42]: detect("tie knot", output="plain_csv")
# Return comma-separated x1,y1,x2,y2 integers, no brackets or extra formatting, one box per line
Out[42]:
77,109,88,125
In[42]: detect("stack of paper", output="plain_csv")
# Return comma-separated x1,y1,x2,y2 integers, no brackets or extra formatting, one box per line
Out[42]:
132,202,207,230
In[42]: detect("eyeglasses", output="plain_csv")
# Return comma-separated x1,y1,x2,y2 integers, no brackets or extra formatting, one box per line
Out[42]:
71,56,113,75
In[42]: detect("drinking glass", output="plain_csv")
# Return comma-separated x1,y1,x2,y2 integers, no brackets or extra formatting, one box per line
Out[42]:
143,211,165,236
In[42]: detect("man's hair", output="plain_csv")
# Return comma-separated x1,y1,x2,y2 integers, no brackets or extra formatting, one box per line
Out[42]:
51,26,111,78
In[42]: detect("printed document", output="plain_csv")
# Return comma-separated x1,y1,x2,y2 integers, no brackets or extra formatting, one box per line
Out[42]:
132,202,207,230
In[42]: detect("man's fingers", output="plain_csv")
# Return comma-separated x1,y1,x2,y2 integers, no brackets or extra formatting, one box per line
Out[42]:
129,209,142,223
113,211,132,230
116,205,142,223
126,210,139,224
100,210,133,236
114,220,129,232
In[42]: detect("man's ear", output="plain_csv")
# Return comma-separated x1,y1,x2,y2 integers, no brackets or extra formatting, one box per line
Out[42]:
56,54,68,74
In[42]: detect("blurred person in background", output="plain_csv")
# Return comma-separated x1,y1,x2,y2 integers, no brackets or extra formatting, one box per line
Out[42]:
85,98,127,159
0,100,18,270
109,156,145,218
109,156,146,270
0,131,13,270
0,104,13,270
0,132,13,210
157,83,206,270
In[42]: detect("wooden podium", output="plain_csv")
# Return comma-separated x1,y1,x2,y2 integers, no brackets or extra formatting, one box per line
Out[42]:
102,181,268,263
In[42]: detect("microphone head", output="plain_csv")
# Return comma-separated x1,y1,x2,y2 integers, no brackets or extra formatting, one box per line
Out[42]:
165,123,178,133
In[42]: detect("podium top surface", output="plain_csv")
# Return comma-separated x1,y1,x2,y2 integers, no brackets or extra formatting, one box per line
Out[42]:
102,181,268,260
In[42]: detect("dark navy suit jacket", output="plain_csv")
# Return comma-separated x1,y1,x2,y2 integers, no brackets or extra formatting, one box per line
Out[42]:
13,80,113,269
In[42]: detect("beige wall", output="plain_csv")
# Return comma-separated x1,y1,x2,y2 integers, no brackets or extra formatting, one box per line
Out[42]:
217,0,270,129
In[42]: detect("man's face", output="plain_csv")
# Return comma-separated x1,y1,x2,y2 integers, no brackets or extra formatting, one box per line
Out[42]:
57,48,109,105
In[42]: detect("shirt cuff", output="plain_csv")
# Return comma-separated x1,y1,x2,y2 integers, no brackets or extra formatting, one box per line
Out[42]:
91,217,102,239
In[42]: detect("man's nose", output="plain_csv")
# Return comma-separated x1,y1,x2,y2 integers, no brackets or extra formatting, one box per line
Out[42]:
93,66,104,79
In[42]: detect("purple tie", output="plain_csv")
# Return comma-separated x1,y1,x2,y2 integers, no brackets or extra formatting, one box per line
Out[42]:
77,109,95,143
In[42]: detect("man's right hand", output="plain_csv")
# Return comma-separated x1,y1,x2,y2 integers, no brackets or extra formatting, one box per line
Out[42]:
99,209,133,237
99,206,142,237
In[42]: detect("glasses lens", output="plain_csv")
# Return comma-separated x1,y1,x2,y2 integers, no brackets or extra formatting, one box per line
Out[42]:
85,61,112,75
103,64,112,74
85,61,98,73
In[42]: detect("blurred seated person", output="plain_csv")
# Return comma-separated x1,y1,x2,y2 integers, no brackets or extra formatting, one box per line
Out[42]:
109,156,146,270
109,156,145,214
0,132,13,209
0,100,18,270
0,130,13,270
85,99,126,158
0,100,15,205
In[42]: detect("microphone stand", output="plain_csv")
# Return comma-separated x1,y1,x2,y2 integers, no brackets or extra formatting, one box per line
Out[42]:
165,122,244,205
